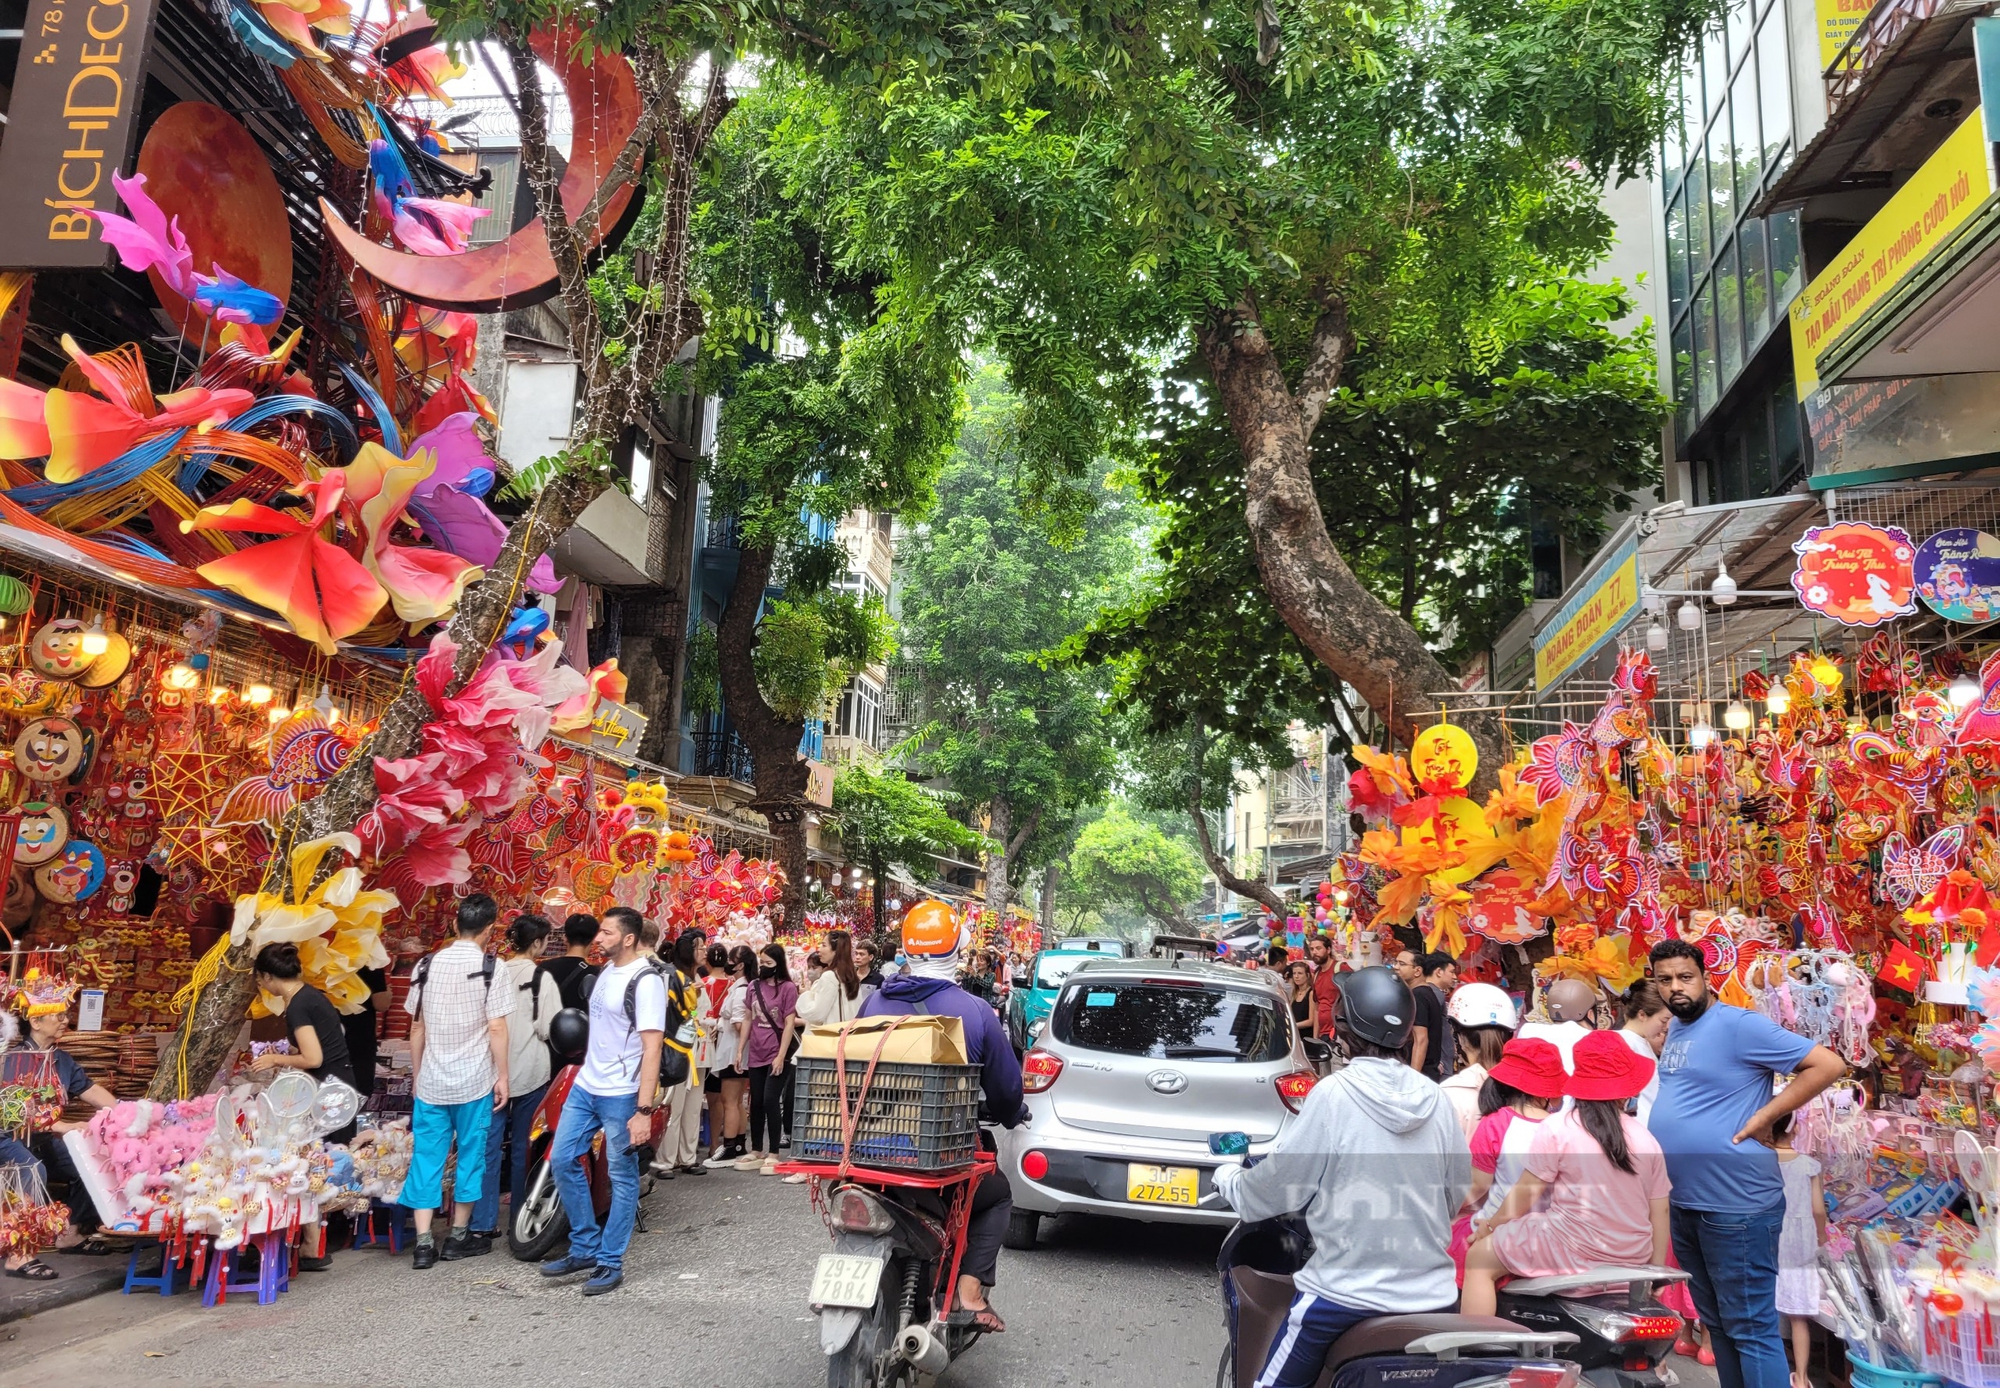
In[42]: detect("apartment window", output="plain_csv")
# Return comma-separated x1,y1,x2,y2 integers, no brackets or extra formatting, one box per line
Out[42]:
836,678,884,749
1692,368,1804,503
1661,0,1803,445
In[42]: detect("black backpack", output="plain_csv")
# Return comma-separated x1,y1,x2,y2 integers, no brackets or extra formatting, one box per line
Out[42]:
410,949,496,1016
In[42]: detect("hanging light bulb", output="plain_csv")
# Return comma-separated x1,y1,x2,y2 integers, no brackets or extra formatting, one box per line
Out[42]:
1710,559,1738,607
1766,685,1791,715
244,683,274,706
207,686,230,706
1642,585,1667,617
1950,672,1981,708
1677,599,1703,631
1646,620,1669,652
1689,719,1716,749
1724,700,1752,731
80,614,109,658
268,704,291,724
163,662,199,690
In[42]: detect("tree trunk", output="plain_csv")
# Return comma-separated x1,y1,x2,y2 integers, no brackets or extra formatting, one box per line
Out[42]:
1039,861,1059,940
985,796,1013,920
714,542,810,925
1183,721,1288,918
1197,296,1505,793
151,466,609,1099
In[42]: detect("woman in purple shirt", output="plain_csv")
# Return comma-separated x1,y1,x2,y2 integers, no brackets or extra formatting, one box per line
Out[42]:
739,944,799,1175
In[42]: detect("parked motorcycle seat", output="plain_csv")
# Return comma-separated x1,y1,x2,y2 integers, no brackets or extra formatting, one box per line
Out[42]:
1326,1314,1535,1371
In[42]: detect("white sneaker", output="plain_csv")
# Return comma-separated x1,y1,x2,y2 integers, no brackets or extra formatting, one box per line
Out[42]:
782,1172,809,1185
702,1150,738,1169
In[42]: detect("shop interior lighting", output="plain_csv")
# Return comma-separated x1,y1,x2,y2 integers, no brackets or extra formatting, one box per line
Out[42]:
1766,685,1791,715
244,683,274,706
1950,672,1981,708
1723,700,1751,731
80,614,109,657
1709,560,1737,607
1689,719,1715,749
164,662,199,690
1645,621,1668,652
1676,599,1702,631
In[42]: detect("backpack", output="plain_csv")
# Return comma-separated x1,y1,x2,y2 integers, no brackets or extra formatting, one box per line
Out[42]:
614,958,695,1090
410,949,496,1017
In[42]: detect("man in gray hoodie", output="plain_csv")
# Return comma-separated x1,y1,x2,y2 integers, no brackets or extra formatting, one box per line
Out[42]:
1217,964,1472,1388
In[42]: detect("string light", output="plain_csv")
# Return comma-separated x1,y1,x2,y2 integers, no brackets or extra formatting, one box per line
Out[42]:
244,683,274,706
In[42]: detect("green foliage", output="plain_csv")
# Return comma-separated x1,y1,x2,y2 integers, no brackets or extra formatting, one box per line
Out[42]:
831,763,992,877
895,363,1130,877
494,437,616,505
1065,804,1207,929
752,593,893,722
685,625,722,718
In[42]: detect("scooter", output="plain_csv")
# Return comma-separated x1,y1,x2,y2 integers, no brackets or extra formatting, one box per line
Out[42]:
508,1057,671,1262
1220,1215,1581,1388
784,1149,996,1388
1494,1268,1690,1388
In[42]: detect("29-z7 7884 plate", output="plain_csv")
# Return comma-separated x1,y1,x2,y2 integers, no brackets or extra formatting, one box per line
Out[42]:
811,1253,886,1310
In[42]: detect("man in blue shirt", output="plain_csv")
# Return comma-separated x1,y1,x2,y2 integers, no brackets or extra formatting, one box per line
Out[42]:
1646,939,1844,1388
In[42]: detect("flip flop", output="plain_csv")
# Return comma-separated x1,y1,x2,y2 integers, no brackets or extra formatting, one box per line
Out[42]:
967,1305,1005,1333
68,1237,119,1257
6,1260,58,1280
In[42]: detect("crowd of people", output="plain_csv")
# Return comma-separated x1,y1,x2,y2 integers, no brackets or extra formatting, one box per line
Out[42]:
1220,938,1848,1388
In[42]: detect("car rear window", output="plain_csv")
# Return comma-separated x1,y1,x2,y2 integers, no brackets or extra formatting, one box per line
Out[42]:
1051,983,1289,1062
1035,955,1094,990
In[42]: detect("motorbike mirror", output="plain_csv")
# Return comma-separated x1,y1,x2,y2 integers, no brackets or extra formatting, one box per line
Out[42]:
1209,1131,1251,1158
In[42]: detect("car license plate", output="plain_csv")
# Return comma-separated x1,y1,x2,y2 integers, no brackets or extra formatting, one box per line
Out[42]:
1127,1163,1200,1206
810,1253,885,1310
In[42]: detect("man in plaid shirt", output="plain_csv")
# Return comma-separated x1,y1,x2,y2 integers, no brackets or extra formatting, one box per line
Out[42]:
402,894,513,1268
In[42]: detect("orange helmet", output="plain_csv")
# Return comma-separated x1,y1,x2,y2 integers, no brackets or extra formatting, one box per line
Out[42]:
901,899,960,957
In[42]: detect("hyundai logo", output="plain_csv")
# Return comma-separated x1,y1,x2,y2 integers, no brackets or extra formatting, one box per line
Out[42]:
1146,1069,1189,1095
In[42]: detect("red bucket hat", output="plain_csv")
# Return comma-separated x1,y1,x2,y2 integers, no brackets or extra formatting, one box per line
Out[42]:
1487,1037,1567,1100
1566,1029,1656,1101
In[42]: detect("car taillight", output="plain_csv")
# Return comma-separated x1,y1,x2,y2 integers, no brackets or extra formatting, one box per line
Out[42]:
1020,1150,1049,1180
1275,1070,1317,1113
830,1185,894,1235
1022,1049,1064,1093
1508,1364,1580,1388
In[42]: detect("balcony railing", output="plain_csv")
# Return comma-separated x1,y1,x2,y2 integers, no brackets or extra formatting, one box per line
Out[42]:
1824,0,1952,111
692,729,754,783
704,514,742,550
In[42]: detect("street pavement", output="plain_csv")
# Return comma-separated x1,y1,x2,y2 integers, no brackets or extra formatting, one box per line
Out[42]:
0,1165,1227,1388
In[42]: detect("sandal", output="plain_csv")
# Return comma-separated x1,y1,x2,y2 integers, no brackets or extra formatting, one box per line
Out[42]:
6,1260,58,1280
967,1304,1006,1334
69,1237,119,1257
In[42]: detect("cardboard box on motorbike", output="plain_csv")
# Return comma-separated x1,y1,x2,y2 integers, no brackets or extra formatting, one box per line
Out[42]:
796,1015,968,1065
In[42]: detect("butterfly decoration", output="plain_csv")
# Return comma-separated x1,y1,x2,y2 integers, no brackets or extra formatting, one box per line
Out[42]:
1880,825,1968,909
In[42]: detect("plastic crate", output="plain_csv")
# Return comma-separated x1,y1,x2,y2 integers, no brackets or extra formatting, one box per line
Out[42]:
791,1057,980,1171
1920,1303,2000,1388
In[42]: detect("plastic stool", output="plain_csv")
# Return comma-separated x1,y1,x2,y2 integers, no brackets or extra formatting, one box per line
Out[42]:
351,1202,404,1252
121,1239,187,1296
201,1233,291,1307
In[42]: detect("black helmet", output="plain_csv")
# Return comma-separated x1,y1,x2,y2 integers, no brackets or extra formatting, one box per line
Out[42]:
549,1007,590,1063
1335,965,1414,1049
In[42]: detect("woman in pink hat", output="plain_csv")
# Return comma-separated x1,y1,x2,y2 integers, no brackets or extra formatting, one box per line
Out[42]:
1450,1037,1566,1283
1460,1028,1672,1315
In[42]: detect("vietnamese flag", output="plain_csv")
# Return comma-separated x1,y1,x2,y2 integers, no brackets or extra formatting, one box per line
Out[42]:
1977,925,2000,969
1880,942,1929,993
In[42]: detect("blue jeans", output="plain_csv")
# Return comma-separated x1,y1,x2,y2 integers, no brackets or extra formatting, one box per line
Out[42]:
550,1086,640,1271
1255,1293,1453,1388
472,1083,547,1235
400,1095,494,1211
1671,1202,1789,1388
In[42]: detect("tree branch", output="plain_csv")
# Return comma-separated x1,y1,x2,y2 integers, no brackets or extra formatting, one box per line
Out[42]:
1295,292,1352,442
1184,718,1287,916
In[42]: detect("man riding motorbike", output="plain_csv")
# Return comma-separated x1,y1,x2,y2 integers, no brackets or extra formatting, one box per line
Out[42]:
856,899,1026,1334
1215,964,1473,1388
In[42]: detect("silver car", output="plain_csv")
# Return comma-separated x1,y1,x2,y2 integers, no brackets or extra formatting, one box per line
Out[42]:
995,956,1321,1246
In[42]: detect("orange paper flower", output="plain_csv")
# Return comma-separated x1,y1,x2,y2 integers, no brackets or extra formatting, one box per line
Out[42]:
182,475,387,653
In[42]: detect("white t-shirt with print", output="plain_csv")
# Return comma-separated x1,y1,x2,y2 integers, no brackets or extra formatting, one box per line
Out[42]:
578,958,669,1098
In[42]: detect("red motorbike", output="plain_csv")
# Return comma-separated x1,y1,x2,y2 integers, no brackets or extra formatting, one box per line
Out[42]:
507,1061,670,1261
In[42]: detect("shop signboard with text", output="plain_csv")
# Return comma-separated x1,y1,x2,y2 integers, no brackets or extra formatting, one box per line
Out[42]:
1818,0,1876,67
1533,534,1640,695
0,0,161,269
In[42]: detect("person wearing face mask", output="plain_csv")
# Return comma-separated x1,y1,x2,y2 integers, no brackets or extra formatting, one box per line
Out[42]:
740,944,799,1174
1646,939,1845,1388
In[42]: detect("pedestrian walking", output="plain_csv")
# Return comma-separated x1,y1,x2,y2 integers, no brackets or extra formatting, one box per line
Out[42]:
742,942,799,1174
1773,1112,1826,1388
1285,962,1318,1037
1305,934,1342,1037
472,914,560,1243
797,929,872,1029
1517,978,1600,1073
401,893,513,1268
653,930,709,1178
543,912,600,1011
540,907,666,1296
855,938,885,988
1439,983,1519,1139
1460,1029,1670,1314
702,945,753,1167
1646,939,1845,1388
1409,951,1455,1080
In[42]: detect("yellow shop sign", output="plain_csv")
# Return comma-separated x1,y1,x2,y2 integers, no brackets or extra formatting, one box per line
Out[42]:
1818,0,1876,68
1791,109,1993,396
1534,536,1641,694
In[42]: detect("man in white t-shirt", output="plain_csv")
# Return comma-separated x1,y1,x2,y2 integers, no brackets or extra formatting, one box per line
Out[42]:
402,894,514,1268
539,906,665,1296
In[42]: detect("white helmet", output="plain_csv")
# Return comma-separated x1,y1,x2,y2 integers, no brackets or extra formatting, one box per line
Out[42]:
1446,982,1518,1030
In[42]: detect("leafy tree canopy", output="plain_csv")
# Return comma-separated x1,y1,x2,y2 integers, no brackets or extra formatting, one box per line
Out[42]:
831,763,992,879
1064,805,1208,932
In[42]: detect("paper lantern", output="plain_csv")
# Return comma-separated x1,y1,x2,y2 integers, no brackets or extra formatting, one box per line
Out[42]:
1410,724,1478,794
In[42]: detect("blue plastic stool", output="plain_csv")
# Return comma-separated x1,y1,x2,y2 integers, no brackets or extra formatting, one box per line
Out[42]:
121,1238,187,1296
351,1201,404,1252
201,1232,291,1307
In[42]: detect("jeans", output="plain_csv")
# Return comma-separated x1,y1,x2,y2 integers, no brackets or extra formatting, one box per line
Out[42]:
1671,1202,1789,1388
401,1095,494,1211
472,1083,547,1235
551,1086,641,1271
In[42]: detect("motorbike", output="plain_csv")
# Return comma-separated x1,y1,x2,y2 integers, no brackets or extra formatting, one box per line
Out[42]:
786,1149,996,1388
1219,1214,1581,1388
508,1060,671,1262
1494,1268,1690,1388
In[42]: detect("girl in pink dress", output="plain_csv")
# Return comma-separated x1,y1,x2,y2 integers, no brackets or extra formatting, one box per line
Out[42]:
1450,1037,1566,1282
1460,1029,1672,1315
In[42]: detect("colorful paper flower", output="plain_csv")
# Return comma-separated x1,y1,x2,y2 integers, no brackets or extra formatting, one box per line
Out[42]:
342,441,483,626
233,833,396,1015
